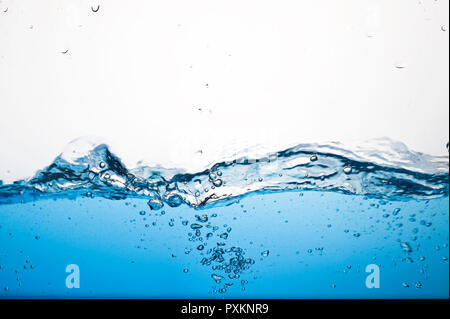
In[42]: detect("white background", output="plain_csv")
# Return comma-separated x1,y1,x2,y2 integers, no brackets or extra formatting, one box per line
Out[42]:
0,0,448,183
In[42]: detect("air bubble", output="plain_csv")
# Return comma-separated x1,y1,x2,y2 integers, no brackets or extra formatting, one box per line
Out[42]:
212,179,223,187
400,241,412,253
164,193,183,207
219,233,228,240
196,215,208,223
343,166,352,174
147,198,164,211
211,274,223,283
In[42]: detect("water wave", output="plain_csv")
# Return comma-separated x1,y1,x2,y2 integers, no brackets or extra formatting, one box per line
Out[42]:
0,138,448,207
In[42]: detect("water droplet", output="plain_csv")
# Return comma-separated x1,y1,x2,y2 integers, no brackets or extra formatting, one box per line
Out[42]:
190,223,203,230
194,191,200,197
415,281,422,289
183,268,189,273
197,244,204,251
394,61,407,69
310,155,318,162
343,166,352,174
442,25,448,32
34,235,40,240
99,161,106,168
402,283,409,288
353,233,360,238
139,211,146,216
261,250,270,257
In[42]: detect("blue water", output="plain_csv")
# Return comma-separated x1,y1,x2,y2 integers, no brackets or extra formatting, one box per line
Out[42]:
0,139,448,298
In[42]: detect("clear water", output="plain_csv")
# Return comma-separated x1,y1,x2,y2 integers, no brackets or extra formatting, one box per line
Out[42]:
0,139,448,298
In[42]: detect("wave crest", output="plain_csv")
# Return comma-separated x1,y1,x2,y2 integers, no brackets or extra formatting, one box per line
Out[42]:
0,138,448,207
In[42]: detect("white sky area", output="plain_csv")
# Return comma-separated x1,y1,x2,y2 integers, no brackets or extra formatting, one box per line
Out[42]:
0,0,449,183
